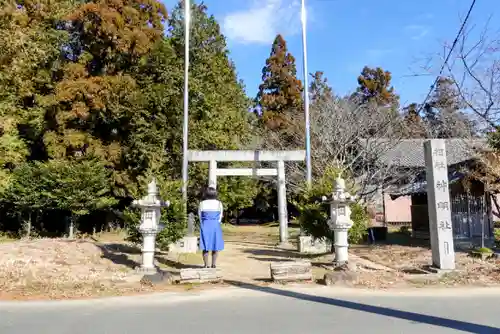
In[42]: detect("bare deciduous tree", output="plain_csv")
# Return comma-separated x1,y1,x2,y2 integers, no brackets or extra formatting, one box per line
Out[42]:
445,18,500,128
441,18,500,233
258,97,411,203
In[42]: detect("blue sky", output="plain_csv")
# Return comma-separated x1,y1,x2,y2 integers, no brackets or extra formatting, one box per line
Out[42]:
163,0,498,107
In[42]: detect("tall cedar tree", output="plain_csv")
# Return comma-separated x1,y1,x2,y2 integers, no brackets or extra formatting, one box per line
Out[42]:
0,0,76,191
42,0,168,197
256,34,303,131
0,0,259,235
355,66,399,108
166,2,259,217
254,35,303,216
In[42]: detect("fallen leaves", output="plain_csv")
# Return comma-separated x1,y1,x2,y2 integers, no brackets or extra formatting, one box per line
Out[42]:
350,244,500,288
2,230,500,300
0,238,137,298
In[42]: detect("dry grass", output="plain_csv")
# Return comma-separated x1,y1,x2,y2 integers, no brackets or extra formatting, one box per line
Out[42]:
0,236,227,300
222,223,300,245
2,226,500,300
0,239,132,298
0,225,290,300
351,244,431,271
351,241,500,287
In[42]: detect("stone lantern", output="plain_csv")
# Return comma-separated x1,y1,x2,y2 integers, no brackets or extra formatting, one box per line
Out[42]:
322,177,357,266
132,178,170,274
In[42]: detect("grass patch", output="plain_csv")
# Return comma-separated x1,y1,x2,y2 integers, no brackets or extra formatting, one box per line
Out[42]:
90,229,129,243
0,232,18,243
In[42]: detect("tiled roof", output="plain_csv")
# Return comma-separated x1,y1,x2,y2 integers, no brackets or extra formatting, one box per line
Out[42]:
388,169,466,198
359,138,488,168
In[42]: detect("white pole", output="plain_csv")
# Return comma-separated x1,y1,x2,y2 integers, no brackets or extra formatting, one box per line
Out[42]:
208,160,217,189
301,0,312,186
277,160,288,245
182,0,191,210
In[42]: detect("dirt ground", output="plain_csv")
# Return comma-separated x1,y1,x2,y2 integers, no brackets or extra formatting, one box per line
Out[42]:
1,226,499,300
350,238,500,288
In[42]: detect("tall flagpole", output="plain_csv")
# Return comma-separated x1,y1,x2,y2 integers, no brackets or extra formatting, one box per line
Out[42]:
301,0,312,186
182,0,191,213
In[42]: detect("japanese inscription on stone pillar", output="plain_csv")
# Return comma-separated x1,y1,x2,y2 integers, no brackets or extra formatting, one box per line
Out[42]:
423,140,455,270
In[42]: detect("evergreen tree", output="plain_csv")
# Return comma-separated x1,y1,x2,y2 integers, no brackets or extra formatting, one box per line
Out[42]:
428,76,462,111
256,34,303,131
0,0,76,191
401,103,427,138
309,71,333,109
423,76,476,138
39,0,168,197
164,2,259,217
355,66,399,108
0,0,264,236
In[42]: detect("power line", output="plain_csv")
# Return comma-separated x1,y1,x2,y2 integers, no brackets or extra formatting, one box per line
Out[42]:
417,0,478,114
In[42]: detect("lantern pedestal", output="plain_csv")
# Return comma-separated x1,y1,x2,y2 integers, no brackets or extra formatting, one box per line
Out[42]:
333,227,349,265
136,229,160,274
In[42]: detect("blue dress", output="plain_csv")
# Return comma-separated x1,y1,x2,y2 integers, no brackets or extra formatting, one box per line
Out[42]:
198,199,224,251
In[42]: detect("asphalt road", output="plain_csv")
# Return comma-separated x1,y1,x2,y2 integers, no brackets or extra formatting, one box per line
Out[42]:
1,285,500,334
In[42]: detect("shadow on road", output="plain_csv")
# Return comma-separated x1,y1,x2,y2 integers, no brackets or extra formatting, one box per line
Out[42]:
224,280,499,333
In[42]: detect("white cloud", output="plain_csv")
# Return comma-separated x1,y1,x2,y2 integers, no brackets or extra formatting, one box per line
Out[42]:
404,24,430,40
222,0,305,45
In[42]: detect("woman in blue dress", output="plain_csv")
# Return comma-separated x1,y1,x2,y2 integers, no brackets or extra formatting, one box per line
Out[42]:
198,186,224,268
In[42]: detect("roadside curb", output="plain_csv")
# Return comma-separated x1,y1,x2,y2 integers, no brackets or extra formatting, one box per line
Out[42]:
2,284,500,309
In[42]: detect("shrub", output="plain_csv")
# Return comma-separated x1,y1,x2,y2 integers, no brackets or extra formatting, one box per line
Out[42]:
3,158,117,237
399,225,411,235
348,202,369,244
474,247,493,254
3,163,49,237
293,166,368,246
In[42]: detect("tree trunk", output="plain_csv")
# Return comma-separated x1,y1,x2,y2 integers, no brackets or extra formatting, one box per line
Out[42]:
490,193,500,219
480,202,485,249
26,211,32,239
68,215,75,239
481,220,485,248
330,231,335,253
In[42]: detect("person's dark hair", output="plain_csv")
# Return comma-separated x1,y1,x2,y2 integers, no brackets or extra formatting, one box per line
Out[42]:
202,186,218,200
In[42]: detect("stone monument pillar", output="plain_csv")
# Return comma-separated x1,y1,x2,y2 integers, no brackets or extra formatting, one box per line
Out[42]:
169,212,198,254
424,139,455,270
298,234,330,254
132,178,170,274
323,177,356,265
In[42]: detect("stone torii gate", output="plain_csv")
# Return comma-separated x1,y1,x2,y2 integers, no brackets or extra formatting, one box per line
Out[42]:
187,150,305,247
